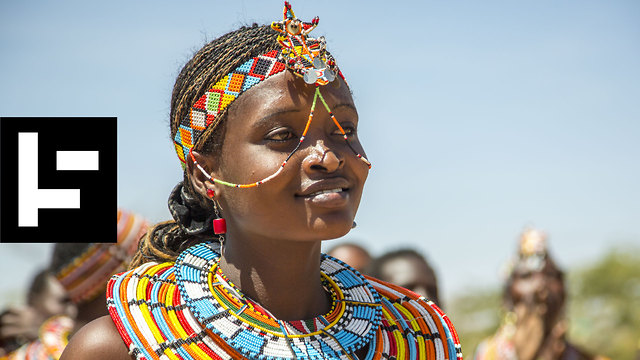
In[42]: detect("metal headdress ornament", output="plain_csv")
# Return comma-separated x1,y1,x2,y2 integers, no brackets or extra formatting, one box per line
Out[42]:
271,1,338,85
502,228,549,277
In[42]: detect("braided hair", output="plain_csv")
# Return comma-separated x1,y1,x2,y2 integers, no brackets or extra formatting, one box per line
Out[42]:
130,24,280,268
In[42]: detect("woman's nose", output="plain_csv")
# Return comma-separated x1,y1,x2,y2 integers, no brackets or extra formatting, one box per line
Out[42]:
302,141,344,174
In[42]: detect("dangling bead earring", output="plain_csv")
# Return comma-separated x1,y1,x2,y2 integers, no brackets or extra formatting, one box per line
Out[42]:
207,187,226,255
213,204,226,236
213,205,226,256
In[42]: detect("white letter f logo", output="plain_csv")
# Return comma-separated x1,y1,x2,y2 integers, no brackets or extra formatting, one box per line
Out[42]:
18,133,99,227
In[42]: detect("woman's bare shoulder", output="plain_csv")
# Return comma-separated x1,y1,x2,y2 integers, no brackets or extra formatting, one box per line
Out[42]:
60,315,131,360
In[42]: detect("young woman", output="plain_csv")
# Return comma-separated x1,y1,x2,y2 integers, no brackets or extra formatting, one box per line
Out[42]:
61,3,461,359
474,229,604,360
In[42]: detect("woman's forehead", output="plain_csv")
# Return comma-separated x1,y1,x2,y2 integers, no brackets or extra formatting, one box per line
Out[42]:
229,71,355,123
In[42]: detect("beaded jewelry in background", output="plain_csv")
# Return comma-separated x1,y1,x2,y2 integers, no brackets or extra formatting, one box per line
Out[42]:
55,209,147,304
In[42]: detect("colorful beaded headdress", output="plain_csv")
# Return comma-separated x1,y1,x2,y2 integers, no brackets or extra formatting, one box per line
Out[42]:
55,209,148,304
174,1,371,189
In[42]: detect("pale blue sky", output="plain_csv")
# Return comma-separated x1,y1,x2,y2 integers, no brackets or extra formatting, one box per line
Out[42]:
1,0,639,306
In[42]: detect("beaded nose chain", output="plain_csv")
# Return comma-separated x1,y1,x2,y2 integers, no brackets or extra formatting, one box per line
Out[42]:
180,1,371,192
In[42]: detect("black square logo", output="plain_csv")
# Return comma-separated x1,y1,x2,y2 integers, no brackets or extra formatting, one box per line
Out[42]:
0,117,117,243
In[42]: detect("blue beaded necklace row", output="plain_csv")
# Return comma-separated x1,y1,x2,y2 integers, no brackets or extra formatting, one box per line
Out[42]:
174,242,382,359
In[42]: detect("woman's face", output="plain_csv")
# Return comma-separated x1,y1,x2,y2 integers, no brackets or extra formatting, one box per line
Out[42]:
205,71,368,243
31,275,77,320
507,262,565,329
379,257,439,303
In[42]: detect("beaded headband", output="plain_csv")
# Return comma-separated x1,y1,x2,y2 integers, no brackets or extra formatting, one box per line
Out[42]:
175,2,371,189
55,209,148,304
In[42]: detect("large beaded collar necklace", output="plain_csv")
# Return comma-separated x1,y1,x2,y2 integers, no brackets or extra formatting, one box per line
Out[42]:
107,241,464,359
175,242,382,359
108,242,385,360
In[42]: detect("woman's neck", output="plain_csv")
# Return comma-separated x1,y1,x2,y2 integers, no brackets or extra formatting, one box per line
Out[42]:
218,236,330,321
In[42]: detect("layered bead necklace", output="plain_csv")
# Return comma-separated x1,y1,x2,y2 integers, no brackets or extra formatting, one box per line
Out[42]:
175,242,382,359
108,241,463,359
108,242,385,359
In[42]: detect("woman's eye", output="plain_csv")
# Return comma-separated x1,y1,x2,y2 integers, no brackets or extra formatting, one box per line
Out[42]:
333,125,356,137
266,129,296,142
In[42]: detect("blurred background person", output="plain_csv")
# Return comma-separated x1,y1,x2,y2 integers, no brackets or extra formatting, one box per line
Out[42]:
370,248,442,308
474,229,607,360
326,242,373,274
2,209,147,359
0,270,76,356
50,209,148,334
24,271,75,327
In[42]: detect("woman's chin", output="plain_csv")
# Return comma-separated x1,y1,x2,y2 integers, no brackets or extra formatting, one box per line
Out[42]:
307,217,355,241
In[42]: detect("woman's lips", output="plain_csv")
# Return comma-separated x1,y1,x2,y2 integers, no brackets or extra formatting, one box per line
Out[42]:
307,187,343,197
296,187,349,208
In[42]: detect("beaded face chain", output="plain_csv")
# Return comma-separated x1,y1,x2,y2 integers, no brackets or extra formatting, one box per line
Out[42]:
177,2,371,189
190,86,370,189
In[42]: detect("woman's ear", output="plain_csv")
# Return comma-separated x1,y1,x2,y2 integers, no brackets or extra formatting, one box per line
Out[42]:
186,150,222,200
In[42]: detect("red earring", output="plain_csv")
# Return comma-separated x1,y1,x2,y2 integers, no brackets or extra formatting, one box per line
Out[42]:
213,218,226,235
212,201,226,256
206,188,226,234
212,198,226,235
